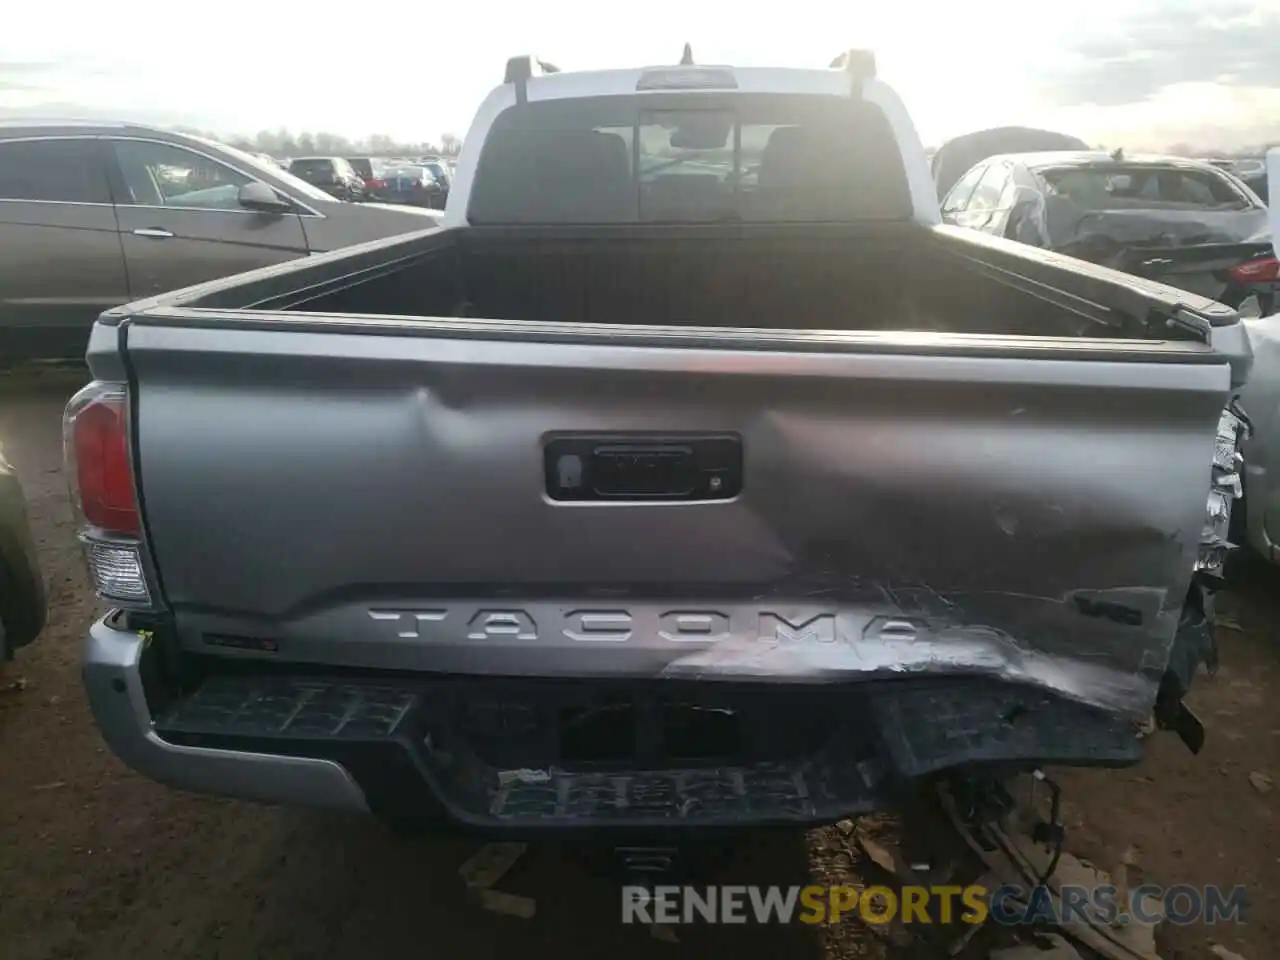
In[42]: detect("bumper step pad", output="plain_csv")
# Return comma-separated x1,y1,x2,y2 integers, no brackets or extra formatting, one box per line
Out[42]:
870,681,1141,778
155,674,1140,827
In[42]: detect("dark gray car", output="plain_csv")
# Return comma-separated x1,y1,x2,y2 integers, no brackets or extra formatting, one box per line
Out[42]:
0,122,442,362
941,151,1275,314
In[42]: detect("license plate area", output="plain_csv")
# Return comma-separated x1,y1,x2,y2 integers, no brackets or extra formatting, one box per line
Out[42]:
451,682,852,771
545,434,742,502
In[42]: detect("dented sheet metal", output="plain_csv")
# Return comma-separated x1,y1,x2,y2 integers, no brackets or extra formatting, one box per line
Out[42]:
1047,204,1269,264
656,590,1165,716
237,584,1181,718
129,316,1240,730
1049,204,1270,303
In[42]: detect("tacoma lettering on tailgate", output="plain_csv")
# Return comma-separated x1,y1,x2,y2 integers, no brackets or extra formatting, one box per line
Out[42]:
366,608,847,644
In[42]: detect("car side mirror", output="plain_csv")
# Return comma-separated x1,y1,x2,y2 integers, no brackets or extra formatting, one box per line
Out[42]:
238,182,293,215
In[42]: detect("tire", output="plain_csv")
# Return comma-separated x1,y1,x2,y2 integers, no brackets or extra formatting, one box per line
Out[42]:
0,555,43,654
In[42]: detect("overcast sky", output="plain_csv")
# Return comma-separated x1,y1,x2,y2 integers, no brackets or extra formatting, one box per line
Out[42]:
3,0,1278,150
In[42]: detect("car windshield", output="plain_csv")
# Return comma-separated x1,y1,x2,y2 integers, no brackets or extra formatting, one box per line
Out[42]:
290,159,333,177
424,162,447,179
1039,164,1254,211
193,138,338,203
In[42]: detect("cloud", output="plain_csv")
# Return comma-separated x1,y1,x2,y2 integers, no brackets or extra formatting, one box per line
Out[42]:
0,60,60,93
5,6,1279,151
1041,82,1280,152
1042,1,1280,106
1027,1,1280,149
0,99,195,129
0,58,124,106
0,61,58,75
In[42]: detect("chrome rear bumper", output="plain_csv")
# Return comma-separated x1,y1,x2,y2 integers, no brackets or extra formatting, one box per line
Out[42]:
83,616,369,812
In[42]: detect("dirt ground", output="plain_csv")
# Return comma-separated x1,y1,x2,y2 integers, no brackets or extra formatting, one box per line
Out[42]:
0,368,1275,960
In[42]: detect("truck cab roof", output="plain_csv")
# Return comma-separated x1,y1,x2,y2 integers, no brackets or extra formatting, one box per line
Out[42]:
442,51,940,228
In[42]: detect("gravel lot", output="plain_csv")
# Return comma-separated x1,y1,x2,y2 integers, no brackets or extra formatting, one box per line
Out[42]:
0,368,1275,960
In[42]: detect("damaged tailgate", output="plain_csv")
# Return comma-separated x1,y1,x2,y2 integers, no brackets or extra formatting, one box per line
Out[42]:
119,314,1234,735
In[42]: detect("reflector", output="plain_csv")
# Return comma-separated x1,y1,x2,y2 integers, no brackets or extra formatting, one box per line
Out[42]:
82,538,151,604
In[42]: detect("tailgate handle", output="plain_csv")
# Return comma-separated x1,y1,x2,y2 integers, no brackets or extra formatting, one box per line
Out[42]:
592,444,696,496
545,435,742,502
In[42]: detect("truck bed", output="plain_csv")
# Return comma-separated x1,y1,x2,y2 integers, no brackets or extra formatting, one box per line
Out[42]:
81,221,1244,827
168,221,1244,340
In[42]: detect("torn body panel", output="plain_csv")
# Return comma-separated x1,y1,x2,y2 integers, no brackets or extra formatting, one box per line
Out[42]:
654,589,1168,714
1199,403,1248,576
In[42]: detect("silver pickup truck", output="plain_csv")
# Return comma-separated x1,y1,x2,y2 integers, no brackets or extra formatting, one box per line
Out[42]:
69,50,1250,833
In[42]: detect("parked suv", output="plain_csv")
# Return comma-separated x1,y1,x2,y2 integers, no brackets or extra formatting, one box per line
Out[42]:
344,156,383,191
0,123,442,361
288,157,367,201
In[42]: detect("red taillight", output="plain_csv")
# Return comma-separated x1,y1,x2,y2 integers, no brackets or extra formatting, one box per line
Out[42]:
67,389,139,536
366,177,386,189
1229,255,1280,283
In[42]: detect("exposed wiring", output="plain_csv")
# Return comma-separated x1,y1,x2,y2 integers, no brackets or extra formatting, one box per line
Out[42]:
1030,769,1064,886
986,818,1154,960
944,775,1154,960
